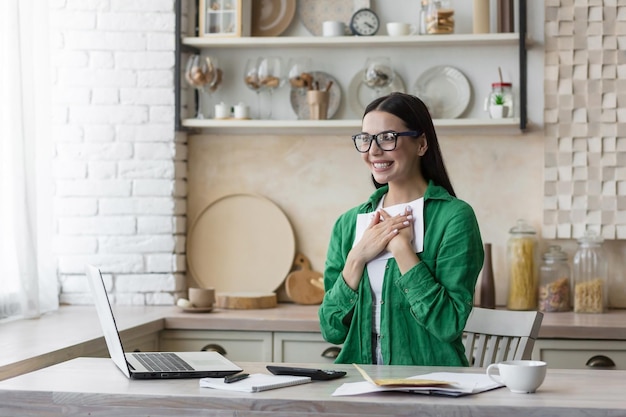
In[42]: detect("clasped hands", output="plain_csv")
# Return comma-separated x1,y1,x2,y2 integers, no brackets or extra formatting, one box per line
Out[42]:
355,206,415,263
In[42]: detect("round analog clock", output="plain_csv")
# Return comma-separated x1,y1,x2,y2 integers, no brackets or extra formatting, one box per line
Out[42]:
349,8,380,36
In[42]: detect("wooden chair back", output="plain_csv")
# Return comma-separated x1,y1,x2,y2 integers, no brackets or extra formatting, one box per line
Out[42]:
463,307,543,367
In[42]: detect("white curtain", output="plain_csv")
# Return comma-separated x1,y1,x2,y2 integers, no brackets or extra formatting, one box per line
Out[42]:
0,0,57,320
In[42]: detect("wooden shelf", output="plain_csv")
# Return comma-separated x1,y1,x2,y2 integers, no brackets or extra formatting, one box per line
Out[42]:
182,117,523,135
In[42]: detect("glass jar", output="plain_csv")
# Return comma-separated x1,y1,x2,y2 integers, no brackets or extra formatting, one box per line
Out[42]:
506,219,538,310
486,82,514,118
425,1,455,35
572,231,608,313
538,245,571,312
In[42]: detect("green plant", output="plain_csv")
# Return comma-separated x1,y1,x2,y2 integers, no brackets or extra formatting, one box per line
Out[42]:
492,93,505,105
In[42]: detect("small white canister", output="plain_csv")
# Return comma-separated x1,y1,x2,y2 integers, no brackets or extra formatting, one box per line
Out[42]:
214,102,230,119
233,102,250,119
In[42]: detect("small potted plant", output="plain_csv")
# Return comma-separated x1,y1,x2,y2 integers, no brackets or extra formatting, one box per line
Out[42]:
489,92,509,119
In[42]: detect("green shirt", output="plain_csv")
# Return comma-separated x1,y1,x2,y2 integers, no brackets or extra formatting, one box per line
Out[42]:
318,181,484,366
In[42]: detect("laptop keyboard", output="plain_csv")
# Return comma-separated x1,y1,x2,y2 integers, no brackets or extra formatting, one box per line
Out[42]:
134,352,194,372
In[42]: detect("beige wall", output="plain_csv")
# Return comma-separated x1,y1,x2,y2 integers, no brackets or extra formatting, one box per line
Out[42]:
188,130,545,305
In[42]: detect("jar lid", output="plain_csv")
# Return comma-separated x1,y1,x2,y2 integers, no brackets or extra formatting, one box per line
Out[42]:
577,230,603,245
543,245,567,261
491,82,512,88
509,219,536,235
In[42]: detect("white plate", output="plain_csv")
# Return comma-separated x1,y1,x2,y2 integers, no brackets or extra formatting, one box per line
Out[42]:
298,0,355,36
348,70,406,117
412,66,471,119
187,194,295,294
251,0,296,37
290,71,341,119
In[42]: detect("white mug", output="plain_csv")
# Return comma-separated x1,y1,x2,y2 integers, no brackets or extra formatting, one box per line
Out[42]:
486,360,547,394
386,22,418,36
233,102,249,119
214,102,230,119
323,21,346,37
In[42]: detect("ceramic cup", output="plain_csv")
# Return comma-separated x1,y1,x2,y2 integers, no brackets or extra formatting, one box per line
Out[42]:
214,102,230,119
188,287,215,308
233,102,249,119
486,360,547,394
323,21,346,37
306,90,329,120
386,22,418,36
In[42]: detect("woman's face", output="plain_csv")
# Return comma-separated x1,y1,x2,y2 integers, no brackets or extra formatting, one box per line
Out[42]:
360,110,426,186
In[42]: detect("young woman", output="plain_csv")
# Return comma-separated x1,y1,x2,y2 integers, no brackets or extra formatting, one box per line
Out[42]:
319,92,484,366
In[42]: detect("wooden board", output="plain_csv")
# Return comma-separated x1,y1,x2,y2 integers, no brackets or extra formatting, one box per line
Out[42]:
216,292,277,309
285,270,324,305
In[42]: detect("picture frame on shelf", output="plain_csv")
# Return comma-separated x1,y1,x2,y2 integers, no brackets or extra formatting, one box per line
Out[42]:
199,0,251,37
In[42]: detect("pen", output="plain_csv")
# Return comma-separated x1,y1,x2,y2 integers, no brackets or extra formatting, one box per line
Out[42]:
224,373,249,384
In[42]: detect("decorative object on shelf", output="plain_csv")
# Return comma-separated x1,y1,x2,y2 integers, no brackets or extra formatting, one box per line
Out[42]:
473,0,490,34
413,65,470,119
479,243,496,309
485,67,514,119
496,0,514,33
362,56,394,99
243,57,262,118
199,0,251,37
214,101,230,119
506,219,538,311
306,89,330,120
298,0,368,36
187,193,295,295
425,0,455,34
348,70,406,117
322,20,346,37
251,0,296,37
257,56,285,119
287,57,313,95
289,71,341,120
184,54,223,118
233,102,250,119
349,8,380,36
572,231,608,314
386,22,417,36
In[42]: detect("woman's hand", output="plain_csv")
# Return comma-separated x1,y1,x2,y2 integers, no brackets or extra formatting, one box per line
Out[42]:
342,209,412,290
385,206,415,256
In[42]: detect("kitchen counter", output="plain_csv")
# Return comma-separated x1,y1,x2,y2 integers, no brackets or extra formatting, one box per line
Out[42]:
2,304,626,380
1,358,625,417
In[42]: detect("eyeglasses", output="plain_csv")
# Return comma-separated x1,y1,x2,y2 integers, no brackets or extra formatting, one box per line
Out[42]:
351,131,421,153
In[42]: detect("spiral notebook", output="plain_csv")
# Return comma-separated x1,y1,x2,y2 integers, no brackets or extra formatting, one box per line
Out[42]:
199,373,311,393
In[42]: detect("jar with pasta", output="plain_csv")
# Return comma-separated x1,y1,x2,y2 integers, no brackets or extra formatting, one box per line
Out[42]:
572,231,608,314
506,219,538,310
539,245,570,312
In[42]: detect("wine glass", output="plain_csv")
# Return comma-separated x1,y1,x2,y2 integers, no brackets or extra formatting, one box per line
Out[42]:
287,57,312,96
184,54,222,118
257,56,284,119
363,57,395,100
243,57,261,118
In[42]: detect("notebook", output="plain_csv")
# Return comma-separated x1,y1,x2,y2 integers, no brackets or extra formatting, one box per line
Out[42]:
200,373,311,392
85,264,243,379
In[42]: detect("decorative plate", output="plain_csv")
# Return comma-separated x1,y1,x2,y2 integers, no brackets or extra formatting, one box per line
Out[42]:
251,0,296,37
412,66,471,119
298,0,355,36
347,70,406,117
289,71,341,119
187,194,295,293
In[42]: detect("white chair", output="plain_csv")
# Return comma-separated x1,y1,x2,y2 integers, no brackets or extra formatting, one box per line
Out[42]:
463,307,543,367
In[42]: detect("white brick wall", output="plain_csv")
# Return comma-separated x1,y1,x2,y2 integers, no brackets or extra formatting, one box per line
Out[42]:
50,0,187,306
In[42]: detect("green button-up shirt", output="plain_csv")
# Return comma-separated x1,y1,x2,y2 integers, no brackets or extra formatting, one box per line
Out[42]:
319,181,484,366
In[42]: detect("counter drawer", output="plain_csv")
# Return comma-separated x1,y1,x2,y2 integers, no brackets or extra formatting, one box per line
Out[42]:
273,332,341,364
533,339,626,370
159,330,272,362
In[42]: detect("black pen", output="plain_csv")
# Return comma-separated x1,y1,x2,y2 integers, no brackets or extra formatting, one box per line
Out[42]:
224,373,249,384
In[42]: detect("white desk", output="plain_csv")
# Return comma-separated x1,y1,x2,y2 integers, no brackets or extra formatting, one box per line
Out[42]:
0,358,624,417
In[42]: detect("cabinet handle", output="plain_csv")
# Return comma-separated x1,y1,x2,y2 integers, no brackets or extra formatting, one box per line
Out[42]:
321,346,341,359
586,355,616,369
201,343,227,355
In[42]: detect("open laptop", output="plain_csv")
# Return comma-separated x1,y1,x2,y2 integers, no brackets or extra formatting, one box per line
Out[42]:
85,264,242,379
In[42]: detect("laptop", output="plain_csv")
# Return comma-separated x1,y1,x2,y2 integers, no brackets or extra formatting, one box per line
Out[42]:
85,264,242,379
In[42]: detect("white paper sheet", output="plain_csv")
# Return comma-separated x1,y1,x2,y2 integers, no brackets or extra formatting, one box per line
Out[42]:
354,198,424,260
332,372,503,397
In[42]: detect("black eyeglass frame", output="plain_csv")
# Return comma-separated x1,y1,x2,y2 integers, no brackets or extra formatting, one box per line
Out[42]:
351,130,422,153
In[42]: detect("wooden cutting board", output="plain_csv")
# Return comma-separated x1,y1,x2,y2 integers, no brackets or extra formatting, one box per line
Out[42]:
216,292,277,309
285,253,325,305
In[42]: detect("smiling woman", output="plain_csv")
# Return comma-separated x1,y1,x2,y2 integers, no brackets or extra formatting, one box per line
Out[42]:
0,0,56,320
